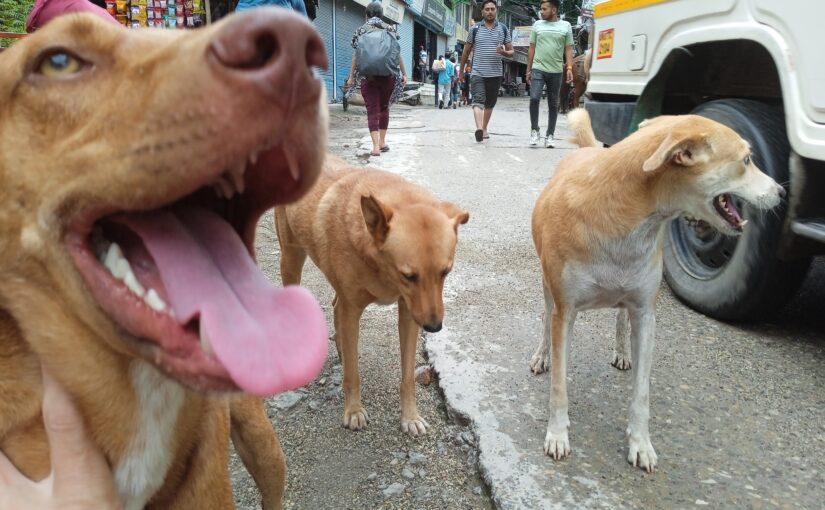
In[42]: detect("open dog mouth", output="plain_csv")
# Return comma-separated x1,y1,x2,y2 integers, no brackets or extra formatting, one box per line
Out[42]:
712,193,747,232
65,143,328,396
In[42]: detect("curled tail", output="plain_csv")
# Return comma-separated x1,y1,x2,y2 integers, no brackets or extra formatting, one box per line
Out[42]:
566,108,599,148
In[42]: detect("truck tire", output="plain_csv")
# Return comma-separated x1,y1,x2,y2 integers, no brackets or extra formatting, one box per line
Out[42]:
662,99,811,320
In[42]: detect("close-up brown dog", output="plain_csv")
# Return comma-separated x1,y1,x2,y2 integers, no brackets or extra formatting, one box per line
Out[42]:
530,109,785,472
275,155,469,436
0,9,330,509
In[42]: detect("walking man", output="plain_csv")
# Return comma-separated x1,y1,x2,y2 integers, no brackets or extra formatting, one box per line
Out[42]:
418,44,429,83
526,0,573,147
459,0,513,142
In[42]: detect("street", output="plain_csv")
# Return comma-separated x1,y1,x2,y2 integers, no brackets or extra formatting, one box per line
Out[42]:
234,97,825,509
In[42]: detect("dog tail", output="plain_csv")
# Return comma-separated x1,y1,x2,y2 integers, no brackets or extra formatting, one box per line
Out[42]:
567,108,599,148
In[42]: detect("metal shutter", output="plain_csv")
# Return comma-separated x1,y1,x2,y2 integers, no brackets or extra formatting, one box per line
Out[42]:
399,11,415,79
334,0,366,101
313,0,335,99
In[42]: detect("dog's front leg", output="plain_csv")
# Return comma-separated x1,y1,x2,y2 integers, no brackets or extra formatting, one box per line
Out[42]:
530,283,554,374
544,305,576,460
612,308,632,370
626,306,658,472
398,299,429,436
334,298,368,430
230,396,285,510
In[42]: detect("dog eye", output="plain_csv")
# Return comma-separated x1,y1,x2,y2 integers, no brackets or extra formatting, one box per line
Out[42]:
743,155,751,166
37,51,83,77
440,269,451,279
402,272,418,283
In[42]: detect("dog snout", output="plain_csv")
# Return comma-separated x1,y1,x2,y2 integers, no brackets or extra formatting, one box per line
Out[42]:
777,184,787,199
209,8,327,105
423,321,443,333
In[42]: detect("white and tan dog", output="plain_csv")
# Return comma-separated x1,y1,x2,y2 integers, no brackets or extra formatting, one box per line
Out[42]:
529,109,785,471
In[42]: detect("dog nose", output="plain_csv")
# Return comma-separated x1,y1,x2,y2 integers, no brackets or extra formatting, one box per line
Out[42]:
209,8,327,106
777,184,787,199
423,322,442,333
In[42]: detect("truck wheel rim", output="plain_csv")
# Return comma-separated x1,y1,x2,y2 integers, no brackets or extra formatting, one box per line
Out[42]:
669,205,742,281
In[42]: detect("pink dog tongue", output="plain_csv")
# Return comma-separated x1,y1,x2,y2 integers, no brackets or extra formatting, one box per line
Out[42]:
115,207,327,396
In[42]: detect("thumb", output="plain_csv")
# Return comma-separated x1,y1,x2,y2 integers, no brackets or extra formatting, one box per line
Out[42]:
40,368,114,497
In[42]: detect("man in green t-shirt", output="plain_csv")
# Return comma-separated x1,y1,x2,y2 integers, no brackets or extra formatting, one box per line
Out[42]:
526,0,573,148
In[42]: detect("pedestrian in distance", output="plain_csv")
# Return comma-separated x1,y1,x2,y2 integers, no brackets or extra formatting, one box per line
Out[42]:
438,55,455,109
346,1,408,157
458,0,514,142
449,55,460,108
432,55,446,106
460,60,473,106
418,44,429,83
526,0,573,148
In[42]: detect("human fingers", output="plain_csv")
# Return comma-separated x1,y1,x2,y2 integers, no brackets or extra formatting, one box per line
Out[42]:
40,368,117,502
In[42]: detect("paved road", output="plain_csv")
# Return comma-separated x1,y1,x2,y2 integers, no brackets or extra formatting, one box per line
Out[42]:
234,98,824,509
340,98,825,509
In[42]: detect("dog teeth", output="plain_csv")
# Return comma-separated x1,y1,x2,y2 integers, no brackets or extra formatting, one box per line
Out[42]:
248,151,258,165
740,219,748,228
199,321,213,355
103,242,169,313
144,288,167,313
284,148,300,181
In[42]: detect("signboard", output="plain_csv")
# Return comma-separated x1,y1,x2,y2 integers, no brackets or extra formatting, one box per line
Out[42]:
443,18,456,36
597,28,614,59
408,0,425,16
382,0,406,23
423,0,446,29
581,0,595,18
511,26,532,47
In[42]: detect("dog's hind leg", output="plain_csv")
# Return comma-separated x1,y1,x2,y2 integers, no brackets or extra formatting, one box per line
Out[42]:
335,298,369,430
398,299,428,436
331,294,342,361
544,302,576,460
529,282,554,374
274,210,306,286
612,308,632,370
230,396,285,510
626,305,658,472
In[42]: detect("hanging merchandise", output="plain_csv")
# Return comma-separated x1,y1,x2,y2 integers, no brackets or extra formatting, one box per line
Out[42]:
105,0,206,28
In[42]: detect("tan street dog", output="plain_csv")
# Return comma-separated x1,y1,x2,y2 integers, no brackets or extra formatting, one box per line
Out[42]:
530,109,785,471
0,9,330,509
275,156,469,436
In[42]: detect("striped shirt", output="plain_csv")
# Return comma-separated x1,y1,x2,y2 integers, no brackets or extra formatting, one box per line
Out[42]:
469,20,511,78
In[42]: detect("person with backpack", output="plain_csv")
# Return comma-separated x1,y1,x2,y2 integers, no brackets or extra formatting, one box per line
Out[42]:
458,0,513,142
346,1,408,157
437,56,455,109
431,55,446,106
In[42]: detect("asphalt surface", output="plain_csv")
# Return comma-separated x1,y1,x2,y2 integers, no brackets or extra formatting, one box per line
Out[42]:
232,97,825,509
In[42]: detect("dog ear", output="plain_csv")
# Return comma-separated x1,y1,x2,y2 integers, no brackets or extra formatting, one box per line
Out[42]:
361,195,393,244
642,134,711,172
441,202,470,229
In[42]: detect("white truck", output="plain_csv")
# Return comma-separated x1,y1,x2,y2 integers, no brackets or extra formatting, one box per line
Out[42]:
584,0,825,320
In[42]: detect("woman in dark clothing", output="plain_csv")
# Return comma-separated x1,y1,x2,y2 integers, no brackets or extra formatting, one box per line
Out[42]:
346,1,408,157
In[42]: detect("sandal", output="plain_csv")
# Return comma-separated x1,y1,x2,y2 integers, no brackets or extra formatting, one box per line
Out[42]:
483,134,490,139
474,129,483,142
380,145,390,152
369,150,381,157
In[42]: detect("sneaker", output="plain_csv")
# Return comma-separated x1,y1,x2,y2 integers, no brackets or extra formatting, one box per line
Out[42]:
452,102,457,109
545,135,555,148
439,100,444,109
530,129,539,146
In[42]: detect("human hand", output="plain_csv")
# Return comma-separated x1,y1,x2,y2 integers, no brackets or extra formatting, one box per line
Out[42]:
526,70,532,84
496,44,505,55
0,367,122,510
346,77,353,88
401,74,407,86
566,69,574,84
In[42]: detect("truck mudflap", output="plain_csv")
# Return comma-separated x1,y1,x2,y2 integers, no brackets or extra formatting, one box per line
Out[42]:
583,101,635,146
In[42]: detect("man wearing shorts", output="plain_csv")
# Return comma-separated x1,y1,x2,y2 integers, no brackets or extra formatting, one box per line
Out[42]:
458,0,513,142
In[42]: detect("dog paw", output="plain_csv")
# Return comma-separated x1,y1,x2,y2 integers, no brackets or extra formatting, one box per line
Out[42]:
342,407,369,431
627,434,657,473
529,352,550,374
543,428,570,460
611,355,631,371
401,415,429,436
